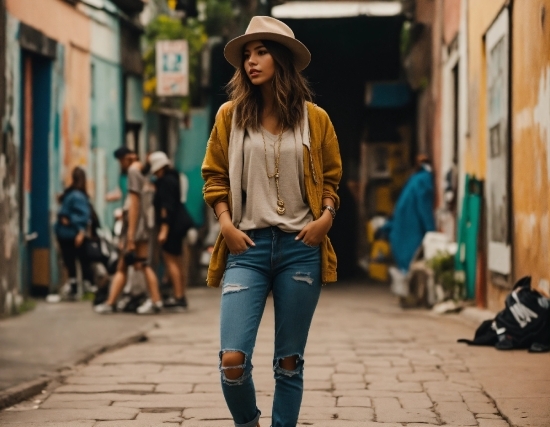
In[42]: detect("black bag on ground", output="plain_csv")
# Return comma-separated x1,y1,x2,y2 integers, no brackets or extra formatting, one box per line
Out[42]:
458,277,550,351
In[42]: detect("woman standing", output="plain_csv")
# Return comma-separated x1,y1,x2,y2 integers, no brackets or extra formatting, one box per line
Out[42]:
54,167,94,299
202,16,342,427
149,151,190,311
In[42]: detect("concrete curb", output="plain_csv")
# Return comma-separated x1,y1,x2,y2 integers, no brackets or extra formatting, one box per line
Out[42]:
0,321,157,411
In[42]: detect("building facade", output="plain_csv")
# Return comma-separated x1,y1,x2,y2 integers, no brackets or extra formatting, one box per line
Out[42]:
0,0,145,316
406,0,550,311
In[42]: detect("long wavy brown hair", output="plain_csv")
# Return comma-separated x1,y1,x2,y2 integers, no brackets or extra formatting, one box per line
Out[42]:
226,40,313,130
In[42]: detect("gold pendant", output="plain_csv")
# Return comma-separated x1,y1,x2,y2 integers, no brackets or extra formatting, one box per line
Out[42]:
277,199,285,215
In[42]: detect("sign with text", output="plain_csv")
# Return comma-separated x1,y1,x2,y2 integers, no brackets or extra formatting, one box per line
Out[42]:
156,40,189,97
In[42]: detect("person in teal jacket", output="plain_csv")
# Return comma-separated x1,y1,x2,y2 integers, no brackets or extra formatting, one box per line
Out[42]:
385,155,436,272
54,167,93,298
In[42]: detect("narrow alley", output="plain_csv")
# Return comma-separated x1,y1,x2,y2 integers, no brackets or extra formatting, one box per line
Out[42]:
1,283,548,427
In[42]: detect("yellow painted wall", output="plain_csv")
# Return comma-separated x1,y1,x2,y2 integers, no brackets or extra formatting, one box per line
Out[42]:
465,0,507,178
511,0,550,299
6,0,91,180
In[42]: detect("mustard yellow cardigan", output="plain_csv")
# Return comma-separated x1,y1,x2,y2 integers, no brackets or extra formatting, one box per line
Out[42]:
201,101,342,287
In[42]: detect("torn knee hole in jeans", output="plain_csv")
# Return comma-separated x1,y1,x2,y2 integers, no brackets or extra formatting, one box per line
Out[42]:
219,350,250,385
274,354,304,378
222,283,249,294
292,272,314,285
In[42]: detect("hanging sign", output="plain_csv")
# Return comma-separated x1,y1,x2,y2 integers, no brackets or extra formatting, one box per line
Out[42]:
156,40,189,97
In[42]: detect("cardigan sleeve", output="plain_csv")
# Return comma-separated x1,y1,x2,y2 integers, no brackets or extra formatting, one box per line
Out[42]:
320,115,343,211
201,106,231,209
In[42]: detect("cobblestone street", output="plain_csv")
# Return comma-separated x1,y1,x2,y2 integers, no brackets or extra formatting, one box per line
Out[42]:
1,282,549,426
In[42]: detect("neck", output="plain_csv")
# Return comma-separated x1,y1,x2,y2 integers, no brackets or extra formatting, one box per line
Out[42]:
260,83,276,118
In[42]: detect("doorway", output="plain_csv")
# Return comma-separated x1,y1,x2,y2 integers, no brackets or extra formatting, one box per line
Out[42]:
20,51,53,294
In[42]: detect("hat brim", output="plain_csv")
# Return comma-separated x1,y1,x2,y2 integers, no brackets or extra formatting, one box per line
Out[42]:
224,32,311,71
151,160,170,174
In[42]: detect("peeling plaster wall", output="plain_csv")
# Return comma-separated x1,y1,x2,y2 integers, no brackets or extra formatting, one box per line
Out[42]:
0,14,22,316
465,0,507,178
0,0,91,314
511,0,550,301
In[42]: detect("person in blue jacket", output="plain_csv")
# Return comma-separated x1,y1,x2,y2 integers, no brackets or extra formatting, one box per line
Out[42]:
386,154,436,272
54,167,93,299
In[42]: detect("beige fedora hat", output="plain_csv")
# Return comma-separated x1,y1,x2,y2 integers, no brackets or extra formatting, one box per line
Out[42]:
224,16,311,71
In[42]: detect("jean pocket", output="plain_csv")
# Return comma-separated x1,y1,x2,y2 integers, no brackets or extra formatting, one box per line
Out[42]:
299,239,320,249
228,245,252,256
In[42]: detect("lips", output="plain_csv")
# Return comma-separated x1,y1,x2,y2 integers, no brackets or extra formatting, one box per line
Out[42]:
249,69,260,76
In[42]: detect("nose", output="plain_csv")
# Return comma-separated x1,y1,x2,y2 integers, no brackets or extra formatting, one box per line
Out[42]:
247,53,257,66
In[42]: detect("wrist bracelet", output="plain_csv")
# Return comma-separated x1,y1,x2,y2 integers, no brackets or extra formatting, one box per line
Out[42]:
322,205,336,220
215,209,230,220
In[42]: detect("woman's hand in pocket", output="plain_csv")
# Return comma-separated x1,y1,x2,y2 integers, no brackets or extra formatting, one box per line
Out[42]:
296,212,332,247
221,223,254,255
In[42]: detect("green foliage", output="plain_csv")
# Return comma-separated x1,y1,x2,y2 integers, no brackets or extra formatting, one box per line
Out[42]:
203,0,234,36
143,14,207,111
16,298,36,315
427,251,465,301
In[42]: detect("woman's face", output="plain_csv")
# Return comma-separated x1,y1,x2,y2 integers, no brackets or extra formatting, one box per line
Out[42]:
243,41,275,86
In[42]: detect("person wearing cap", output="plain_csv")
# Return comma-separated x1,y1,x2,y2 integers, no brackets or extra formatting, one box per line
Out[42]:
149,151,192,311
95,152,163,315
106,147,137,203
202,16,342,427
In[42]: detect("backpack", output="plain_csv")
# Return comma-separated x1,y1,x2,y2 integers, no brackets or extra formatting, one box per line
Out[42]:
458,277,550,351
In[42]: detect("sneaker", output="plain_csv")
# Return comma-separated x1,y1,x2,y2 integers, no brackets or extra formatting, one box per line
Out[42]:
94,303,115,314
136,299,163,315
164,296,188,312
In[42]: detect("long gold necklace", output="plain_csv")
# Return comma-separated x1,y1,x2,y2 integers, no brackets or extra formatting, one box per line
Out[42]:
261,126,286,215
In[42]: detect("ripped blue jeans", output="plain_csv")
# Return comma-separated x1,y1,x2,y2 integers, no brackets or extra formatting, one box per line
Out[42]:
219,226,322,427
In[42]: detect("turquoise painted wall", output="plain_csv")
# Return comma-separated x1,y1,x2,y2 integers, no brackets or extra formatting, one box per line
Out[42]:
175,107,211,227
91,55,124,228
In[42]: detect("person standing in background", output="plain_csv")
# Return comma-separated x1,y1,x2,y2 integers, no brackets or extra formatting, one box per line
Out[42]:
54,167,94,300
95,152,163,314
149,151,192,311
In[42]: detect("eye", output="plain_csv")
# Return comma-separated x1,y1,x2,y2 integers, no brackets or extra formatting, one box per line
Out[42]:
258,49,268,55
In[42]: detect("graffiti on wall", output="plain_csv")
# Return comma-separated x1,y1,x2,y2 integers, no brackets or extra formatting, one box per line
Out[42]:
0,15,22,315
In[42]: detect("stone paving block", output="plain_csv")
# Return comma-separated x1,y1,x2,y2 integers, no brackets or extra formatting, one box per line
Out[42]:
373,397,437,424
368,381,423,392
304,367,335,380
398,372,446,382
496,397,550,427
427,389,463,402
40,400,113,409
64,376,149,385
476,413,504,419
297,406,340,420
300,391,336,407
78,364,163,376
304,380,332,390
111,393,226,409
183,407,232,420
0,408,138,423
397,392,433,409
335,363,365,374
332,373,365,383
336,396,372,407
477,420,510,427
332,382,367,391
155,383,194,393
181,420,229,426
298,422,401,427
0,422,95,427
335,407,374,421
435,401,477,426
94,422,172,427
465,401,498,414
144,373,220,384
55,384,155,393
136,410,183,422
192,383,221,393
